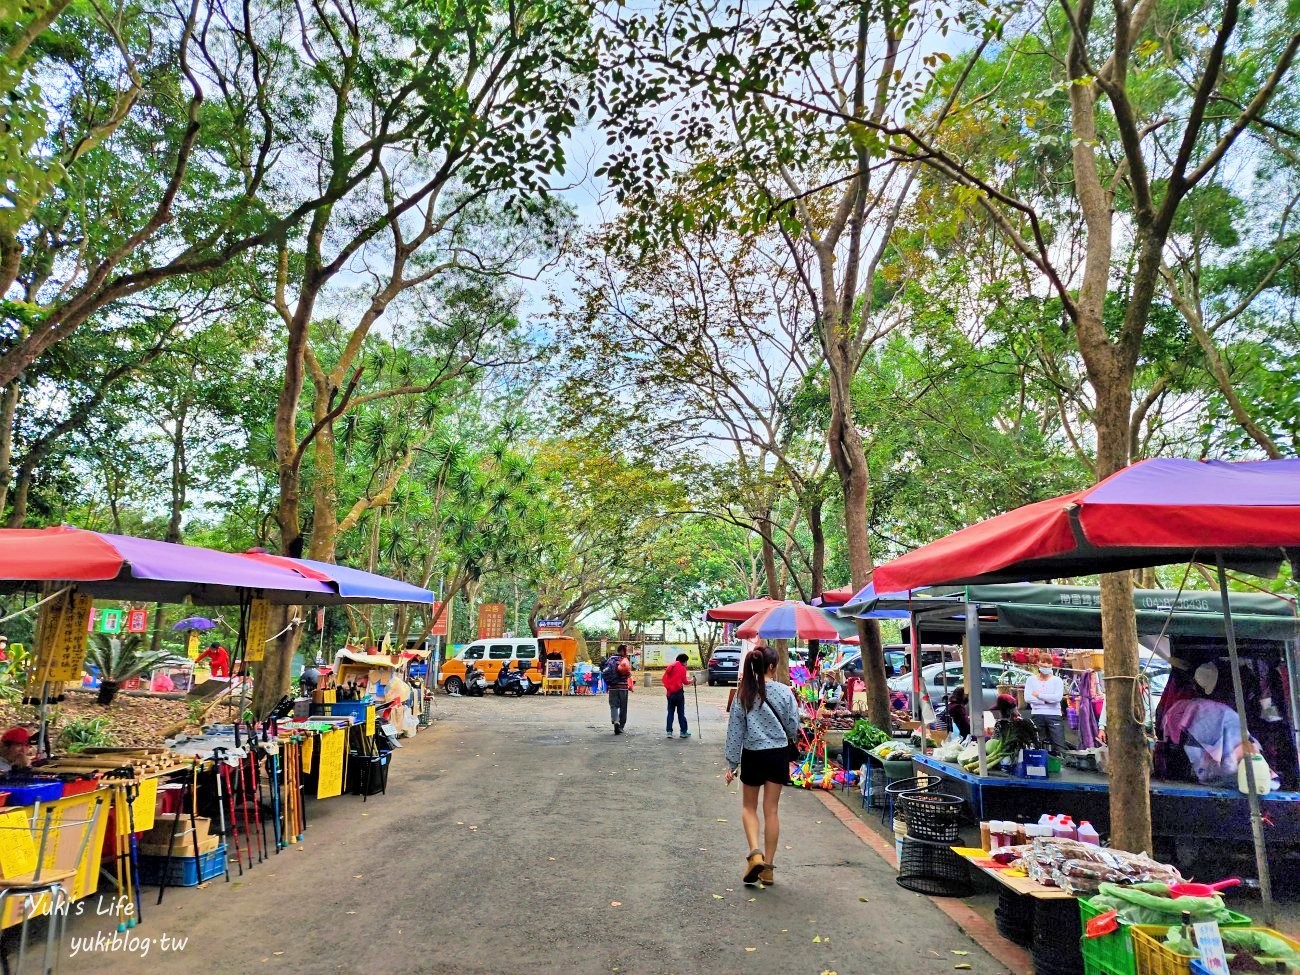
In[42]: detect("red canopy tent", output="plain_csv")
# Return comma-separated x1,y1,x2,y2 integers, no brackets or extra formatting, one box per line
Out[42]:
869,457,1300,923
703,598,783,622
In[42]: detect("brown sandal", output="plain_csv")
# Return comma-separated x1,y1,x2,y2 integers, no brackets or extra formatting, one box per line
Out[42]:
743,849,766,886
759,865,774,886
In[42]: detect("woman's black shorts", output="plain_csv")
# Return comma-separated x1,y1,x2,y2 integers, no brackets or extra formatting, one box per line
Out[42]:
739,747,791,787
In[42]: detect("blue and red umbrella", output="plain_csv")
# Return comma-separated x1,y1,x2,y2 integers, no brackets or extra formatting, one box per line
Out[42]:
736,601,858,642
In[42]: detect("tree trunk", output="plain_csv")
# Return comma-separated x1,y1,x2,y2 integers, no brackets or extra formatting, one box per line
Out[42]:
808,497,825,597
825,351,890,728
7,464,33,527
0,382,20,515
1091,363,1151,853
166,400,188,543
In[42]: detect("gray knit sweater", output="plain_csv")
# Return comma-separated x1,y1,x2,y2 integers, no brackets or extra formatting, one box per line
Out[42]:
724,682,801,770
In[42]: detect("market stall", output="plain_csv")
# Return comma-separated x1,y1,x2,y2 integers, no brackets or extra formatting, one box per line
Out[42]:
862,457,1300,926
840,582,1300,869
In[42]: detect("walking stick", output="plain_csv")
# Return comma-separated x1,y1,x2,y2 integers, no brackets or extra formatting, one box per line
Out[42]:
692,678,703,742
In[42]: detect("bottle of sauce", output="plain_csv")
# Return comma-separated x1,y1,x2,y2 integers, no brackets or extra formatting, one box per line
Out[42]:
979,821,992,852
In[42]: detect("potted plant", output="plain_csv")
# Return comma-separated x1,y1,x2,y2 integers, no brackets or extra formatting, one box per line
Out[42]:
85,634,187,706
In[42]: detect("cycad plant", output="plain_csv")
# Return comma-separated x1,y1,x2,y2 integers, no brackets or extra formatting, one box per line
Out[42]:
85,634,186,706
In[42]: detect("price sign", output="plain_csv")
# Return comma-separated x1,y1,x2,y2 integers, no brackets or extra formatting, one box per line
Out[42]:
187,631,200,658
365,704,376,737
1193,922,1229,975
126,609,149,634
244,599,269,662
316,728,345,799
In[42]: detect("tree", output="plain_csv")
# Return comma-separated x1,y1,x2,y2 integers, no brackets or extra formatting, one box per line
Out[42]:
596,0,986,723
251,0,594,713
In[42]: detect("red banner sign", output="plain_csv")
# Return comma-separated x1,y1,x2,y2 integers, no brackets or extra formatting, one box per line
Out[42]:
428,601,449,638
477,603,505,639
126,609,149,633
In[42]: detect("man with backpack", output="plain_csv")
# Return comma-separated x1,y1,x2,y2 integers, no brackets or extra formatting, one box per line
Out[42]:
603,644,633,734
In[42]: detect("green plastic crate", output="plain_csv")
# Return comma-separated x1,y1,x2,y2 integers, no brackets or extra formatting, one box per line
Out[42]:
1080,898,1138,975
1079,897,1252,975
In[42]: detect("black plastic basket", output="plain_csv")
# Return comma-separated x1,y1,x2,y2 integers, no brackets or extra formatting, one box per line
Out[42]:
1032,898,1083,968
993,887,1034,946
898,791,963,843
895,838,972,897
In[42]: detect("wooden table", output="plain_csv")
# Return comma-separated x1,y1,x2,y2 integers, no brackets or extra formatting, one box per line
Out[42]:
951,846,1075,899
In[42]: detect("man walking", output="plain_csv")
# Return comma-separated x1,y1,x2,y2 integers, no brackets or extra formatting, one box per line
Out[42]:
662,652,693,738
603,644,633,734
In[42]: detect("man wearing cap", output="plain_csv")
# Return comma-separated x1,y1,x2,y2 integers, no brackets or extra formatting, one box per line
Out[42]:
0,728,35,774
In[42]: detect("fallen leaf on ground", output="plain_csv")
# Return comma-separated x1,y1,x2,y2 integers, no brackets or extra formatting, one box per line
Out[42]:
748,898,756,902
812,936,822,943
712,894,724,900
273,952,283,956
715,818,727,823
951,950,970,956
744,948,756,953
955,965,972,970
610,901,622,907
820,970,839,975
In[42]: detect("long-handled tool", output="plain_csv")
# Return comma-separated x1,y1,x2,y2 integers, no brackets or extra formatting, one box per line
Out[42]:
243,745,264,864
215,749,243,877
267,743,282,853
692,677,703,742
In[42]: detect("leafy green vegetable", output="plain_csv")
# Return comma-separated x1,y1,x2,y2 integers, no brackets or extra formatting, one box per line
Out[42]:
845,720,889,749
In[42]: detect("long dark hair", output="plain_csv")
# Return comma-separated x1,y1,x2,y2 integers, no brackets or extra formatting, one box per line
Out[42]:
738,645,779,712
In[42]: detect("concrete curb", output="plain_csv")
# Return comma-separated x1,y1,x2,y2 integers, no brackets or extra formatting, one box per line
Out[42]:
814,790,1032,975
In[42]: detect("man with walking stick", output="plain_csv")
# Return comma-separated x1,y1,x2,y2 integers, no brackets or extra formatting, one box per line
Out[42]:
662,653,694,739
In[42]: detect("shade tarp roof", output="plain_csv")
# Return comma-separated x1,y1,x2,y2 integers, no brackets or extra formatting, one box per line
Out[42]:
871,458,1300,593
241,551,435,605
862,583,1299,647
0,527,335,605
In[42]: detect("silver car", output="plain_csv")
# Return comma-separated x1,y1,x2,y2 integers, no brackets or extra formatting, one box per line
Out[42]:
888,661,1034,711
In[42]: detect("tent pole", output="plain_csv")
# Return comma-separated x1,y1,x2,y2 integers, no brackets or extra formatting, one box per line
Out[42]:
1215,554,1274,927
965,600,986,776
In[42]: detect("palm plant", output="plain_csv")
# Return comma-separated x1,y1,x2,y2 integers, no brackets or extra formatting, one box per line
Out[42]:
85,634,186,706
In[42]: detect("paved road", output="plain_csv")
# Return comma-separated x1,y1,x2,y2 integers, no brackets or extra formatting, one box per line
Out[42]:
60,687,1010,975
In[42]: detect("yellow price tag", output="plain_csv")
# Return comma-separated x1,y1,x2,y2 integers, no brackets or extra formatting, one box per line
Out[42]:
365,705,375,737
244,599,269,662
0,809,36,879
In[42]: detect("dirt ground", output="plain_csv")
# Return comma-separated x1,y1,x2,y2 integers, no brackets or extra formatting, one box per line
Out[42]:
54,686,1015,975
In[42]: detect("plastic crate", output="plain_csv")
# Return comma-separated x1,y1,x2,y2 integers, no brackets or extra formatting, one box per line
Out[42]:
138,843,226,888
1080,898,1138,975
1137,926,1300,975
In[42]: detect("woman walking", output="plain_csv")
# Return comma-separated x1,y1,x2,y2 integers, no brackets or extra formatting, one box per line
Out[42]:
724,644,800,887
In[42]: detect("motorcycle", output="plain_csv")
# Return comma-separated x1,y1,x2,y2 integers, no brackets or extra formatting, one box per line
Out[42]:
464,663,488,697
493,665,526,697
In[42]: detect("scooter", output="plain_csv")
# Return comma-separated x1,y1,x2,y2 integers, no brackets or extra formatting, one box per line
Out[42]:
464,663,488,697
518,662,541,695
493,666,525,697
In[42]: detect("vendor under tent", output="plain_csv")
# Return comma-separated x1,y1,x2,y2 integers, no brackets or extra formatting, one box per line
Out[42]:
867,457,1300,924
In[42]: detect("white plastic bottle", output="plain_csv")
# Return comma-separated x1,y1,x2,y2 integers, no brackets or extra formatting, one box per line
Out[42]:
1077,821,1100,845
1053,816,1077,841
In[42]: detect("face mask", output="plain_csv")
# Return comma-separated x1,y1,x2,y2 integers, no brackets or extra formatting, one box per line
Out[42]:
1038,666,1052,675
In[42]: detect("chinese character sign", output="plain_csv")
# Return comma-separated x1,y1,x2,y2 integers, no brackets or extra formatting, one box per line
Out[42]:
126,609,149,633
477,603,506,639
244,599,270,662
428,601,450,638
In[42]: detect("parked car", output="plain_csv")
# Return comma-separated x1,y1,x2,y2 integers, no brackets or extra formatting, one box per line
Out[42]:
831,644,960,681
706,646,743,686
441,636,575,694
888,661,1034,711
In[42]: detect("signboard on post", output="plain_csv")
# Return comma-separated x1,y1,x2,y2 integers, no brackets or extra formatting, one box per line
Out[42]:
244,599,269,663
536,617,565,636
477,603,506,639
96,608,123,635
428,601,450,638
126,609,149,634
